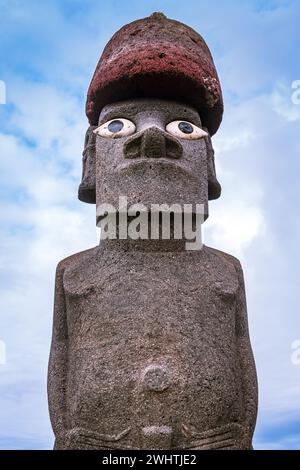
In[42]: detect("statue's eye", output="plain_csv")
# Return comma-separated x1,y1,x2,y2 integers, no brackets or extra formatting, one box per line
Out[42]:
166,120,208,140
93,118,136,138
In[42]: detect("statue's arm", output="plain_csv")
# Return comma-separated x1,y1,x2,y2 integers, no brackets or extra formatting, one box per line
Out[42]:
235,260,258,447
47,261,69,449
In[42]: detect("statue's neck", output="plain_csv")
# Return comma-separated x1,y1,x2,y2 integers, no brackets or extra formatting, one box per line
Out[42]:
98,219,201,252
100,237,188,252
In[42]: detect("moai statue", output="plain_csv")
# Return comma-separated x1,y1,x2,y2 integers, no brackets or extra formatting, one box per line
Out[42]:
48,13,258,450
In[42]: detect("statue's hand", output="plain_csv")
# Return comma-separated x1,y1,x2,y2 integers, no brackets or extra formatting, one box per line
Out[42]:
54,426,131,449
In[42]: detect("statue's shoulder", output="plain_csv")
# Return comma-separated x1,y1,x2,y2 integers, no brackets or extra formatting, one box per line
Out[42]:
56,246,99,274
203,245,242,273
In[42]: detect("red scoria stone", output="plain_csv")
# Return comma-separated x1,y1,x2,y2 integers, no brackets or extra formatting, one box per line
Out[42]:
86,12,223,136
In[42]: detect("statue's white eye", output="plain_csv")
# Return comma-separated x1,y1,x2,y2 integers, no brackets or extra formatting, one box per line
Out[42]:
93,118,136,138
166,120,208,140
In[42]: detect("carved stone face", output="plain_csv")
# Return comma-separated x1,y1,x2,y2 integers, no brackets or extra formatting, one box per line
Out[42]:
97,99,209,217
79,99,221,217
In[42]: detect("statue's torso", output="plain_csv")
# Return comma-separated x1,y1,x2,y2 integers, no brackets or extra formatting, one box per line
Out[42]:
62,245,245,449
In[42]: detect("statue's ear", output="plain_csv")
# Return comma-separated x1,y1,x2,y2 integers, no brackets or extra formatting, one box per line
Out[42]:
203,127,221,200
78,126,97,204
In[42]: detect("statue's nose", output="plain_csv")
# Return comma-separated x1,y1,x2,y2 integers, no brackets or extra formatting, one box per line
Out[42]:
124,126,183,159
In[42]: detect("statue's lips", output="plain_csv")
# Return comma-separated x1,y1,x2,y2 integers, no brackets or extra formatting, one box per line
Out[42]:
116,158,197,180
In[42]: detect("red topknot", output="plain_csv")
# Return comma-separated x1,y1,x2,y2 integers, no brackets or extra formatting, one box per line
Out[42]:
86,12,223,136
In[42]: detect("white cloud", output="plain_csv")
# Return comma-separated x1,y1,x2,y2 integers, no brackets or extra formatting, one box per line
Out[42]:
272,82,300,121
204,201,265,259
8,80,87,177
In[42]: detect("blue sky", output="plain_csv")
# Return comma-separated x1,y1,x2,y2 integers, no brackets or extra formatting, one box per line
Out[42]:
0,0,300,450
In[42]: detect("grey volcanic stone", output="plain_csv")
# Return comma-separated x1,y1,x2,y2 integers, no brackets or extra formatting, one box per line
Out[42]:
95,100,209,218
48,238,257,449
48,26,257,450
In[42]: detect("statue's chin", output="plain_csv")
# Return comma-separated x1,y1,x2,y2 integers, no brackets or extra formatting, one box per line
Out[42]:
97,161,208,214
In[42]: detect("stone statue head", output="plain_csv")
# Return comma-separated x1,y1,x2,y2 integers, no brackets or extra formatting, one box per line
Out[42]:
78,12,223,220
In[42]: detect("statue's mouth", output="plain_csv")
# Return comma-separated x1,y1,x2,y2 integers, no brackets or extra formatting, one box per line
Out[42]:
116,158,196,180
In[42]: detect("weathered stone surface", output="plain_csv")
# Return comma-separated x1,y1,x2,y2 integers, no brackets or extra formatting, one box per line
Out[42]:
48,13,258,451
79,100,221,205
48,239,257,449
95,100,211,219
